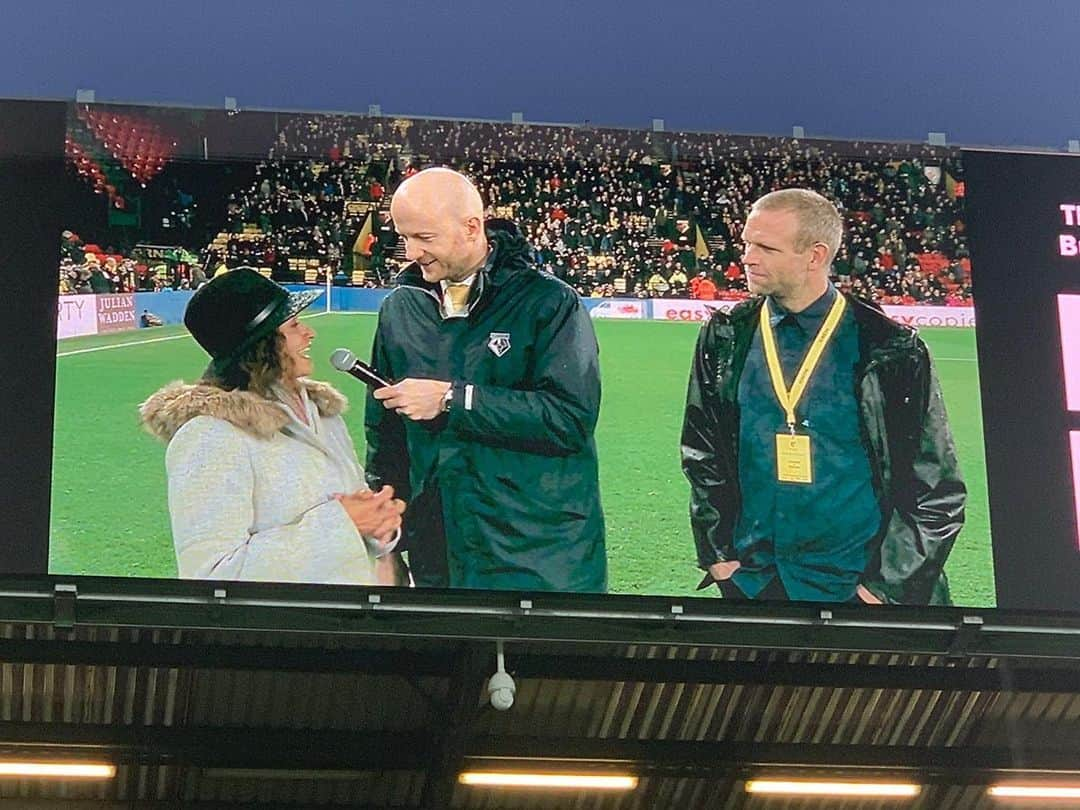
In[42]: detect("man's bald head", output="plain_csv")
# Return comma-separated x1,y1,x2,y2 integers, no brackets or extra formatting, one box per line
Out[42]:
390,168,489,283
392,167,485,221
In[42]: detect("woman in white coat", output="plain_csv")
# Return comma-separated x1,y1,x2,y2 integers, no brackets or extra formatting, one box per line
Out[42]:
140,267,405,585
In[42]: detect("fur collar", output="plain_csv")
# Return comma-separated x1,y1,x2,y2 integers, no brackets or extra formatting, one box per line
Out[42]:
139,379,348,442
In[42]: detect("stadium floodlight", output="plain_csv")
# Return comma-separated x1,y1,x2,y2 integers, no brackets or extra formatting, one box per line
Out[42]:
459,772,638,790
989,784,1080,799
745,780,920,798
0,762,115,779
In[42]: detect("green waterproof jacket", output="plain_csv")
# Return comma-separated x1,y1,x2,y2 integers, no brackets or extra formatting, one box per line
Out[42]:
364,220,607,592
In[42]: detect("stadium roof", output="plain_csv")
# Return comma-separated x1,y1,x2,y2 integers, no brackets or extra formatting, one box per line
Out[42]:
0,578,1077,808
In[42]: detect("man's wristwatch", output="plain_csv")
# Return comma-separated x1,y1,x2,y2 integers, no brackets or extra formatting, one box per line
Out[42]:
441,385,453,413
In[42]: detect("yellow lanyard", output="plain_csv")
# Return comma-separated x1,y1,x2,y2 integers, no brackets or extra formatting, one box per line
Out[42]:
759,293,847,432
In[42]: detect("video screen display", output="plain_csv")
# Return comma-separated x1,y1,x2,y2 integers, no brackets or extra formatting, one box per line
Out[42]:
1060,295,1080,412
1062,295,1080,554
1072,431,1080,550
5,99,1006,607
964,150,1080,610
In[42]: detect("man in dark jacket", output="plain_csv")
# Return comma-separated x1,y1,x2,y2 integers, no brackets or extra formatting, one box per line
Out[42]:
681,188,965,605
365,168,607,592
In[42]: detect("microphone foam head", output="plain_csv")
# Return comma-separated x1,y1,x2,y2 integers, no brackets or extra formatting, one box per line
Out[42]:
329,348,356,372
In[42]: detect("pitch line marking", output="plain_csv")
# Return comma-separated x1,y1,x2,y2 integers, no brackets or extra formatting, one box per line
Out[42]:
56,311,332,357
57,334,191,357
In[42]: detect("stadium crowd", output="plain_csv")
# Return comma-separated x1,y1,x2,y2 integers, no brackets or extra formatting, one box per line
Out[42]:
63,113,972,305
59,231,206,295
255,115,971,304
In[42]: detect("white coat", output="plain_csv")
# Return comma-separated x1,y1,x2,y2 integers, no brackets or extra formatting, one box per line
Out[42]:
140,379,381,584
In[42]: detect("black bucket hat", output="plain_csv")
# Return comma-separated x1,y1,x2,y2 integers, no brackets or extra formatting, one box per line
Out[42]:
184,267,323,375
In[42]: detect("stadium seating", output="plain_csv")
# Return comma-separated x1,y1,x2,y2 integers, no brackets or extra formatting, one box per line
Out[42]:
66,106,178,215
75,105,175,186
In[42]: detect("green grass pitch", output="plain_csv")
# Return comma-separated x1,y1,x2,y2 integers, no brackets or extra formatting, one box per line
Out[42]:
49,314,994,606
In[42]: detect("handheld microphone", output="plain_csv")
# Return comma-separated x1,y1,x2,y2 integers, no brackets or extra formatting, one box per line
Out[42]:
329,348,392,388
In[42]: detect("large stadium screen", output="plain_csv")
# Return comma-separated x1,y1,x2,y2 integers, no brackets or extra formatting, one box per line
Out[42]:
3,98,1013,608
963,149,1080,610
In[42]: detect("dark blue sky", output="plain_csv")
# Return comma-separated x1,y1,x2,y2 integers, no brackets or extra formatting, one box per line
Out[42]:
4,0,1076,147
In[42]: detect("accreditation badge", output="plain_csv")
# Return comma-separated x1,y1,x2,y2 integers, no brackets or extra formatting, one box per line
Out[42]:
776,433,812,483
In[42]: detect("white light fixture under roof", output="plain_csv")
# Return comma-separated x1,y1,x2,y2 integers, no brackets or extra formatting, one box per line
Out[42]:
459,771,638,790
745,779,921,798
0,761,116,779
990,784,1080,799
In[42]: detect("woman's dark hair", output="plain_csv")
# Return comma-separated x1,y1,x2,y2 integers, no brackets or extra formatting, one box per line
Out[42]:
199,330,289,396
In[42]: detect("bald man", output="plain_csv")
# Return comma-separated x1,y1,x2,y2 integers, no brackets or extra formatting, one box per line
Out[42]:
363,168,607,592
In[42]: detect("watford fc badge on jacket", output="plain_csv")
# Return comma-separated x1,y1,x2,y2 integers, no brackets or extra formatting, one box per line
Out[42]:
487,332,511,357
